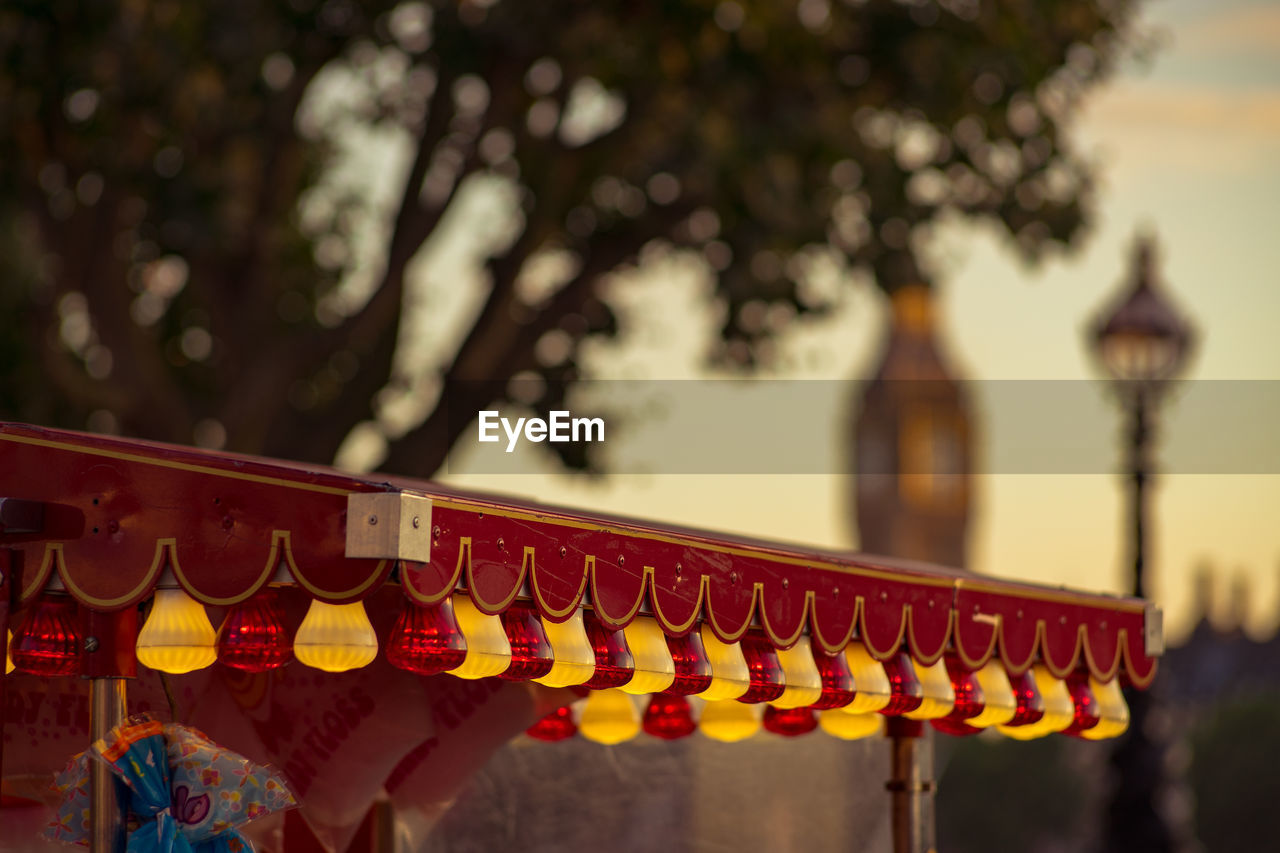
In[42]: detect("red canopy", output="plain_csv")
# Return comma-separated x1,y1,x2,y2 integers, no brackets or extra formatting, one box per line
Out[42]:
0,422,1157,686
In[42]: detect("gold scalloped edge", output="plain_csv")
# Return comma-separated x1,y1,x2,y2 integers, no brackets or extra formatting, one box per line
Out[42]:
34,526,1157,684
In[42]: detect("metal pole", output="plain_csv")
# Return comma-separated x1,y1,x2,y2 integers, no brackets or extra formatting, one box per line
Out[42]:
889,733,918,853
1128,395,1150,599
89,677,128,853
1104,391,1175,853
886,718,932,853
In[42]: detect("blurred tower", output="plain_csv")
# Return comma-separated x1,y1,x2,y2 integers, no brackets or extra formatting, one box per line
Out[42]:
852,284,973,569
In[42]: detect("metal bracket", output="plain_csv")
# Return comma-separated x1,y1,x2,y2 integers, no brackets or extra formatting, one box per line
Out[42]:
345,492,432,563
0,498,45,535
1144,603,1165,657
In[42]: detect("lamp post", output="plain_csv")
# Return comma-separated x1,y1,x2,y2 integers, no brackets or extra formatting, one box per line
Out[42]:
1088,233,1194,853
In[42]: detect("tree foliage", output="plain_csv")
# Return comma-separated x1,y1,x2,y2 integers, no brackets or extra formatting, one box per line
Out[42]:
0,0,1140,475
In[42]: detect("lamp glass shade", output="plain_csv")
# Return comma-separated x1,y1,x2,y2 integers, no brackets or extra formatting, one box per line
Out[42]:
526,705,577,742
643,694,698,740
735,635,785,704
810,646,857,710
1062,672,1102,737
386,597,467,676
819,709,884,741
699,698,761,743
664,630,713,696
697,626,751,700
293,599,378,673
579,689,640,745
447,595,512,679
879,651,924,716
618,617,675,695
136,588,217,675
216,589,292,672
770,637,824,709
581,612,634,689
1081,676,1130,740
999,665,1072,740
533,609,596,688
842,645,892,714
995,667,1045,731
498,601,555,682
904,657,956,720
763,706,818,737
1099,333,1180,384
964,660,1018,728
931,657,985,736
11,595,82,677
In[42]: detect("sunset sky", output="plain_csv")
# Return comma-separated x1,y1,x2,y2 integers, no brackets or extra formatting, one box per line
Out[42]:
421,0,1280,641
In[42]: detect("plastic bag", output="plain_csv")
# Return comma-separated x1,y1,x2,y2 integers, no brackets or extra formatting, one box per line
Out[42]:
46,716,295,852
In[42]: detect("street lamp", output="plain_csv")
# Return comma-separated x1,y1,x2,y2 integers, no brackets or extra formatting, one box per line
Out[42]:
1088,232,1195,853
1090,234,1195,599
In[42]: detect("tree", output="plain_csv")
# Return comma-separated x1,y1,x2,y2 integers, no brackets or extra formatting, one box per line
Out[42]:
0,0,1141,476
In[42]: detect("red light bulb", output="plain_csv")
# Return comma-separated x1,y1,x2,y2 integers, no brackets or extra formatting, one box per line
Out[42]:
735,635,786,705
931,656,985,736
642,694,697,739
386,596,467,676
582,612,634,689
216,589,293,672
665,631,713,695
810,647,857,710
1062,672,1101,737
879,651,924,717
1004,668,1046,728
763,706,818,737
11,594,81,677
499,601,554,681
526,705,577,742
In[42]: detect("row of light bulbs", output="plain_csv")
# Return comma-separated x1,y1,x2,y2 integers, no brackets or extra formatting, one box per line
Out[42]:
5,586,1128,742
523,663,1131,746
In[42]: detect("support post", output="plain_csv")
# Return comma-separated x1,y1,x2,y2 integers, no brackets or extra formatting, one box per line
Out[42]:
89,678,128,853
85,608,138,853
886,717,935,853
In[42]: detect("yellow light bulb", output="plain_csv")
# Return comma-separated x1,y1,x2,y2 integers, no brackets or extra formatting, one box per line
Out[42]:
842,644,892,714
135,588,217,674
1082,676,1130,740
699,698,761,742
965,660,1017,728
293,600,378,673
446,595,511,679
5,630,14,674
904,657,956,720
618,617,675,695
998,664,1075,740
578,689,640,744
770,637,824,709
697,626,750,700
533,609,595,688
819,709,884,740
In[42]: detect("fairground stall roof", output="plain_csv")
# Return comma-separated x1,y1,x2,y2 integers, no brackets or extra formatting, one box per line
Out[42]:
1,420,1160,745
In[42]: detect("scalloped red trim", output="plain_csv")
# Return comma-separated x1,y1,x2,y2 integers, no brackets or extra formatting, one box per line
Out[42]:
0,424,1158,686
